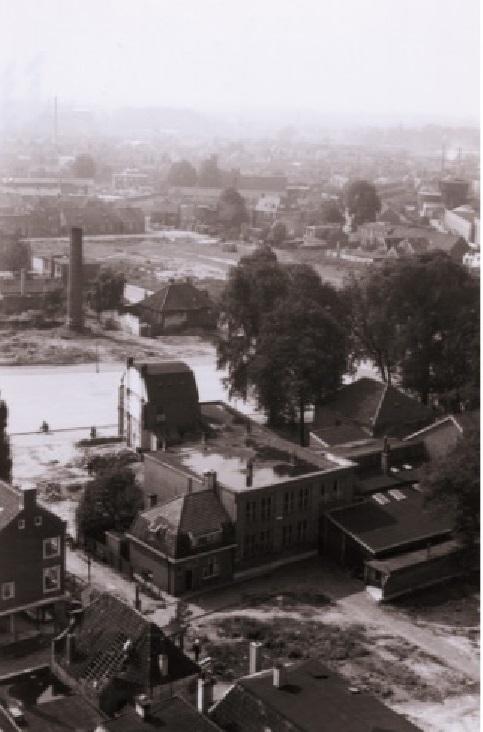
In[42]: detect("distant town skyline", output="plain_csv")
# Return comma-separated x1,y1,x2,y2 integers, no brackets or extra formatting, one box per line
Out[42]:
0,0,480,125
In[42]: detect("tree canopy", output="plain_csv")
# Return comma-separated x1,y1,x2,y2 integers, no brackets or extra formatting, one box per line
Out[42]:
199,155,222,187
0,236,31,273
167,159,198,186
0,399,12,483
217,187,248,232
421,429,480,564
345,179,381,227
320,200,345,225
344,253,480,408
72,153,96,179
88,267,126,318
217,249,349,439
76,457,143,542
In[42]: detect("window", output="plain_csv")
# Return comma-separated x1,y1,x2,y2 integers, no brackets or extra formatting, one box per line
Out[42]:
192,530,222,548
283,491,295,516
260,496,272,521
18,519,25,529
202,557,219,579
332,480,338,496
149,494,158,508
259,530,272,554
43,566,61,593
245,500,256,522
320,483,326,497
43,537,61,559
34,516,42,527
243,533,257,559
1,582,15,600
282,524,293,548
296,519,308,544
298,488,309,511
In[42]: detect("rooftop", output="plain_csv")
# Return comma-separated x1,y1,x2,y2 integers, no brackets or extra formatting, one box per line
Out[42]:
0,668,105,732
100,696,222,732
0,480,22,530
211,658,421,732
367,538,462,573
326,486,452,556
150,403,342,493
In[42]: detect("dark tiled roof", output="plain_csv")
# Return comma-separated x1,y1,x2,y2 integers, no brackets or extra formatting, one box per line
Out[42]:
326,487,452,555
57,593,198,689
315,378,433,434
101,696,222,732
132,360,194,376
0,481,22,530
310,424,367,447
129,489,233,557
211,659,421,732
137,281,212,314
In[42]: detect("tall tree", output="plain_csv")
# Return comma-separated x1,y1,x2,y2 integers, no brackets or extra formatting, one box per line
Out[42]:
421,429,480,565
217,187,248,233
167,159,198,186
76,461,143,542
249,298,348,443
88,267,126,320
346,179,381,227
320,200,345,225
0,399,12,483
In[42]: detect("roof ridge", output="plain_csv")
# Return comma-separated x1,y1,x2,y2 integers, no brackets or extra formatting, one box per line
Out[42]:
372,381,389,427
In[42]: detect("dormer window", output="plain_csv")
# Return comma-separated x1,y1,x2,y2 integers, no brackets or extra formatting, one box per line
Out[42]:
18,519,25,530
35,516,42,527
190,530,222,548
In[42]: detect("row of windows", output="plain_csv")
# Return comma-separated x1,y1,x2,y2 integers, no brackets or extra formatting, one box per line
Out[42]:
282,520,308,548
244,488,312,523
243,530,273,559
1,566,61,601
17,516,44,529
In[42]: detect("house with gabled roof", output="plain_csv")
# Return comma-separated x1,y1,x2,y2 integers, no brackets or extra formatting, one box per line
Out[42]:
127,488,236,596
0,483,67,639
129,278,217,335
404,409,479,461
210,658,422,731
52,592,200,715
313,378,434,439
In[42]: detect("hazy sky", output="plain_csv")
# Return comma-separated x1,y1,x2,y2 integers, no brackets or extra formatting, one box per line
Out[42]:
0,0,480,123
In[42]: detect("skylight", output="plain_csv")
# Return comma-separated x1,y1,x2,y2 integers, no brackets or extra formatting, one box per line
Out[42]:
388,489,406,500
373,493,390,505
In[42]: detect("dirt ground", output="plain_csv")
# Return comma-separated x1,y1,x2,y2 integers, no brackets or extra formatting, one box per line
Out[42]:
189,581,479,732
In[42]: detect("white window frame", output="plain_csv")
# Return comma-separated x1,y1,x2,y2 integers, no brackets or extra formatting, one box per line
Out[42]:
43,536,61,559
1,581,15,600
43,566,61,593
18,519,25,529
34,516,43,527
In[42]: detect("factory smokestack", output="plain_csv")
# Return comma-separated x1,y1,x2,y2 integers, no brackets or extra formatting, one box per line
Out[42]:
68,227,84,331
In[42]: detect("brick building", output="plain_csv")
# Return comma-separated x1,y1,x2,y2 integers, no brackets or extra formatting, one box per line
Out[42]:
0,483,67,639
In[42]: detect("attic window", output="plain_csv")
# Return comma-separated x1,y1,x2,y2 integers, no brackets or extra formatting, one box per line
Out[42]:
373,493,389,505
34,516,42,526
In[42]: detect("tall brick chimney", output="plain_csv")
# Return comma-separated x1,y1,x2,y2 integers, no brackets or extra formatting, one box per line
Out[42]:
68,227,83,331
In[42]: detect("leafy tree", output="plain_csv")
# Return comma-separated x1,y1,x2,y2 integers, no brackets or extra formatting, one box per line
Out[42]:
199,155,222,187
217,187,248,232
88,267,126,319
76,460,143,542
421,429,480,564
344,253,480,407
0,399,12,483
167,159,198,186
0,236,31,273
320,201,345,225
345,179,381,227
72,153,96,179
249,297,348,443
268,221,287,246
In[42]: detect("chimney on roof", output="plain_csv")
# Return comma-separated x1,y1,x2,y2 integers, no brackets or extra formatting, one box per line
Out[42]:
21,487,37,512
273,662,284,688
246,459,254,488
135,694,151,720
65,629,75,665
158,652,169,677
381,436,390,476
20,268,26,296
50,255,56,278
187,477,193,494
203,470,217,492
249,641,262,675
197,675,214,715
126,356,134,369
